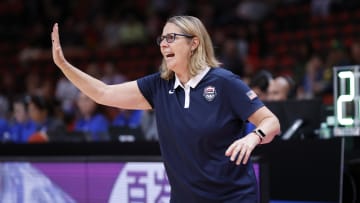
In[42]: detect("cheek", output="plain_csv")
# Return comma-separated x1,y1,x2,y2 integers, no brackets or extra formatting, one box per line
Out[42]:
175,48,191,62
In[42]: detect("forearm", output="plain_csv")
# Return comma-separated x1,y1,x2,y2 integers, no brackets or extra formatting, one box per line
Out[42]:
254,116,280,144
58,61,107,103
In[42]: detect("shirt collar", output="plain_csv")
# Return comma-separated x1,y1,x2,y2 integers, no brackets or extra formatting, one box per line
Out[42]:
173,67,210,89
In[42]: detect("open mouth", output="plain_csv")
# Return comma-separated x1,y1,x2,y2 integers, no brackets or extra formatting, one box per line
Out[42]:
166,53,175,58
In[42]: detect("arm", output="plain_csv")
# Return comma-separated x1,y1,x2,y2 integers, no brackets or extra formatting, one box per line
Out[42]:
247,106,281,144
51,23,151,110
225,106,280,165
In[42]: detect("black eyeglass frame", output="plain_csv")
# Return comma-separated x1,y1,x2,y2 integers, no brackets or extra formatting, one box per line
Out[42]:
156,33,194,45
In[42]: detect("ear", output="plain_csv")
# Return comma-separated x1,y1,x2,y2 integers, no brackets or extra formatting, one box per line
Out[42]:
191,37,200,51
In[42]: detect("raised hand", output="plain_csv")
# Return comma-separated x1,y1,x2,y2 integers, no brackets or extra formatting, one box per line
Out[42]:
51,23,67,68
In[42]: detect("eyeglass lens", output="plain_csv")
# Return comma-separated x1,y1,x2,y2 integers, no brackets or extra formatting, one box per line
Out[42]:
157,34,176,45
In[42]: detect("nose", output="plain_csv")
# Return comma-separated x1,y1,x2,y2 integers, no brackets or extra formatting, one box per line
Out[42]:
160,38,169,47
160,39,170,50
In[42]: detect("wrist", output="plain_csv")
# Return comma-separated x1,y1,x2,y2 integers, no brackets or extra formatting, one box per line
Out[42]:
252,129,266,144
251,131,262,145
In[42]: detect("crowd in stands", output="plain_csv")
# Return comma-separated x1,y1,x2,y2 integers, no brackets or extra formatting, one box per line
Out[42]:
0,0,360,143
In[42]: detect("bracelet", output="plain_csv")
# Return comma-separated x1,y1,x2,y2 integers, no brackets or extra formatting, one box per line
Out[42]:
253,129,266,143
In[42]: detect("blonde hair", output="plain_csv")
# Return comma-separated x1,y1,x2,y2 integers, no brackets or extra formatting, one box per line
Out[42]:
159,16,221,80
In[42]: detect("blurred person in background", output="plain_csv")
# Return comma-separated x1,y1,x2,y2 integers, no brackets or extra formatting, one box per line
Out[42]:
55,75,79,130
249,69,273,101
111,109,143,129
267,75,296,101
218,38,244,77
245,70,274,135
140,109,159,141
25,95,66,143
8,95,35,143
0,96,10,142
297,54,326,99
72,92,109,141
101,61,127,85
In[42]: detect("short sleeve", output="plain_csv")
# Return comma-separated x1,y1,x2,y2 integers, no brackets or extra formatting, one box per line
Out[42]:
136,72,161,108
224,74,264,121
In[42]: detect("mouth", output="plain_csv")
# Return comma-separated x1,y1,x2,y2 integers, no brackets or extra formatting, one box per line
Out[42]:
165,53,175,58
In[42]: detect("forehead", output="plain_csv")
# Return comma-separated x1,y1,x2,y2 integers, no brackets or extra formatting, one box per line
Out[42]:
162,22,182,35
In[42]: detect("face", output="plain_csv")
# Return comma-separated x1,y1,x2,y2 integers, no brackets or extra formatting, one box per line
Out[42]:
267,77,289,101
13,102,27,123
28,102,46,123
159,23,195,73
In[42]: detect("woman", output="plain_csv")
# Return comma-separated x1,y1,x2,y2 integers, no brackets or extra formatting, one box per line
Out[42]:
52,15,280,202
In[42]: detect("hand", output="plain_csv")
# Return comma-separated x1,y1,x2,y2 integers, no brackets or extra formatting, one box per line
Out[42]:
225,133,260,165
51,23,67,68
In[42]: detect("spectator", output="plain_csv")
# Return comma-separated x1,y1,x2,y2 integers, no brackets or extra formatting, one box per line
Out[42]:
8,95,35,143
0,96,10,142
267,75,296,101
140,109,159,141
249,69,273,101
298,55,325,99
73,92,109,141
25,95,66,143
112,109,143,129
101,61,127,85
245,70,274,135
55,76,79,128
219,38,244,77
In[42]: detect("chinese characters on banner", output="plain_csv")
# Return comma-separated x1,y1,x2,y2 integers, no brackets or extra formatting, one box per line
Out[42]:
109,162,170,203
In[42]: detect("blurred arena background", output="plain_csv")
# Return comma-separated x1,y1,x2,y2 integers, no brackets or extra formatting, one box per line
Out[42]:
0,0,360,202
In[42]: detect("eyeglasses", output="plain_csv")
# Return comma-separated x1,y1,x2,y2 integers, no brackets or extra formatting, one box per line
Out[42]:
156,33,194,45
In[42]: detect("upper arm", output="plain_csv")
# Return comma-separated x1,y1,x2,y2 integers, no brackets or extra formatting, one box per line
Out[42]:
96,80,152,110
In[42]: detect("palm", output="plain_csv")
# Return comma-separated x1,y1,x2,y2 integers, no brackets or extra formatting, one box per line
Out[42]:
51,23,66,67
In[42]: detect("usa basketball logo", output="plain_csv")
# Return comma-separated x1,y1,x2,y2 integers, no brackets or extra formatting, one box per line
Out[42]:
203,86,217,101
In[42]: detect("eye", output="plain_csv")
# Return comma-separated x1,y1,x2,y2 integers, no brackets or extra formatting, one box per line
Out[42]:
167,34,176,42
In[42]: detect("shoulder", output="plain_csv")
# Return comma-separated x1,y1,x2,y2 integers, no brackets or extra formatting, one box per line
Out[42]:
137,72,174,94
207,68,254,100
136,72,171,90
208,67,245,86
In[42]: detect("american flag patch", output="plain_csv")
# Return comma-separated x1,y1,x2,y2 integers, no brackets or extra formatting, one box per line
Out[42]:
246,90,257,100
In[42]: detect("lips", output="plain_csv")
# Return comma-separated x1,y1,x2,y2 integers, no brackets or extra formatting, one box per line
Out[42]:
166,53,175,58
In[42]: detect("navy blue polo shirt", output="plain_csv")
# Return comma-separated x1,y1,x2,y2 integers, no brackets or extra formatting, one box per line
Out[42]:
137,67,264,203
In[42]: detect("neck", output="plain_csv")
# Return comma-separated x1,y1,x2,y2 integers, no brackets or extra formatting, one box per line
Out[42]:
175,70,191,85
